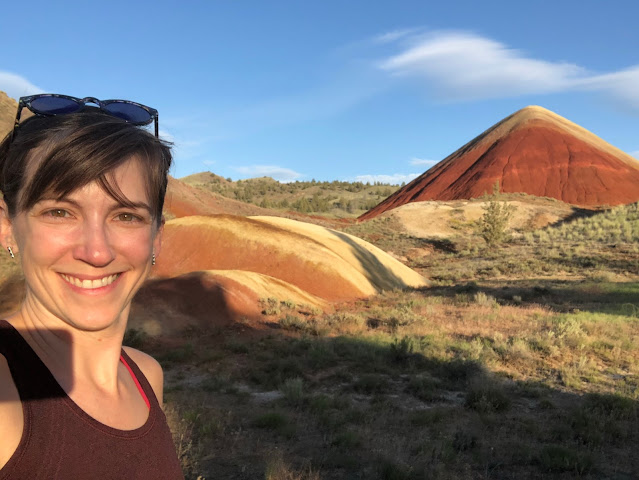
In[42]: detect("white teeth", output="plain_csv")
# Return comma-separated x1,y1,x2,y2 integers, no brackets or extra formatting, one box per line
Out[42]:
61,274,118,289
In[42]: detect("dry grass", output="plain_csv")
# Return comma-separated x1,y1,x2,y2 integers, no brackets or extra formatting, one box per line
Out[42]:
153,279,639,479
265,456,321,480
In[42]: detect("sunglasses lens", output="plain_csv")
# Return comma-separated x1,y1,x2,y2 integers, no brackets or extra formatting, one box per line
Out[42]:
29,96,82,115
103,103,153,124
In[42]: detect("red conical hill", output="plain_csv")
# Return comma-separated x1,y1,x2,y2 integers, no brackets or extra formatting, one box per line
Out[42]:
360,106,639,220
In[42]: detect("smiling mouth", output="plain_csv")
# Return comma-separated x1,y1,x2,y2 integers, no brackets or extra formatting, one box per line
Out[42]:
60,273,120,290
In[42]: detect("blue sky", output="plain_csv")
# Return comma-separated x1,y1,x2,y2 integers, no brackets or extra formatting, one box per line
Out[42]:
2,0,638,183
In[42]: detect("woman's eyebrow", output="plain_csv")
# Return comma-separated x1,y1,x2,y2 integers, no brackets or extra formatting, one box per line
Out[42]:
36,197,152,213
35,196,79,206
113,200,152,211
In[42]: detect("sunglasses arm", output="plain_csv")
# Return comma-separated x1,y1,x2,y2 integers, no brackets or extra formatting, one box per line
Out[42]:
14,104,24,129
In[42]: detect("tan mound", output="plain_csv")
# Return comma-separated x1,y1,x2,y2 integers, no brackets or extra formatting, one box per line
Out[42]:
129,270,326,335
154,215,427,301
361,106,639,220
386,197,577,239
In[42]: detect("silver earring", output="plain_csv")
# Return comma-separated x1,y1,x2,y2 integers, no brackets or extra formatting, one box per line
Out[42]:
7,246,14,259
151,253,156,266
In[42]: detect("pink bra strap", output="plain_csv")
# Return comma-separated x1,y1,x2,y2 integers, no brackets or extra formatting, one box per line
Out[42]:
120,354,151,410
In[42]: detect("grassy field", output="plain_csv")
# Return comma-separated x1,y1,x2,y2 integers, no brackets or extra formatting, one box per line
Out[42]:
131,202,639,479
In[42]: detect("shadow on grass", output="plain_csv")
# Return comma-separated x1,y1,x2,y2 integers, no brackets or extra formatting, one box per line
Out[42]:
550,253,639,276
156,322,639,480
546,206,601,227
426,279,639,318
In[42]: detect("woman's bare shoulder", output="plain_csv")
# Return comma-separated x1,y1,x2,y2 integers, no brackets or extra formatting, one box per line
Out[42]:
122,347,164,405
0,354,24,470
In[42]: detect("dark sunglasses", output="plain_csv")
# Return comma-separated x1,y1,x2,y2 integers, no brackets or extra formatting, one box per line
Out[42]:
14,94,159,137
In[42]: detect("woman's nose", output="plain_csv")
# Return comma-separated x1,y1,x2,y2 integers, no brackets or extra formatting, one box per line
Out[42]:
73,222,116,267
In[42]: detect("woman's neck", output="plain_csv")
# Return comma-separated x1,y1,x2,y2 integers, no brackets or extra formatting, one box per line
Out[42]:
9,296,127,394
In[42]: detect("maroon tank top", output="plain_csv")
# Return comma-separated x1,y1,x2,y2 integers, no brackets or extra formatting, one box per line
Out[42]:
0,320,184,479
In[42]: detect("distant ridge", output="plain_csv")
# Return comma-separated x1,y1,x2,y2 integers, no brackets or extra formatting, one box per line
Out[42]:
360,106,639,220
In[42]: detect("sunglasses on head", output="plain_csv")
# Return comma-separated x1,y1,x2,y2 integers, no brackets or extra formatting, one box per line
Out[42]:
14,94,159,137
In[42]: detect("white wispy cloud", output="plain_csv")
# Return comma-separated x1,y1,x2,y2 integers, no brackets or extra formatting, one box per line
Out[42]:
202,160,216,166
378,30,639,109
374,28,421,44
234,165,304,183
576,67,639,109
354,173,420,185
410,157,439,166
630,150,639,159
0,72,44,99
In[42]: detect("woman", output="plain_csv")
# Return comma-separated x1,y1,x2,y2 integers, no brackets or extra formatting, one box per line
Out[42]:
0,95,184,478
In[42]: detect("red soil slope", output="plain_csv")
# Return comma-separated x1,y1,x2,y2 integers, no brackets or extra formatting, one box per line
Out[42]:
360,106,639,220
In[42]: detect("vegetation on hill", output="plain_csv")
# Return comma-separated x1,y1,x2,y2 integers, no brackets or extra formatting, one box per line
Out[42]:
478,184,517,246
180,172,401,216
128,200,639,479
528,202,639,245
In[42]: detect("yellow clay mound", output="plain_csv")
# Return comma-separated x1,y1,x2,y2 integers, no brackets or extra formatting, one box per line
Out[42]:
388,198,576,239
213,269,327,310
155,215,427,301
251,215,427,291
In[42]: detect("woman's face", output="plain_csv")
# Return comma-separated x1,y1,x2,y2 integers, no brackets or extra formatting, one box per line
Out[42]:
4,157,162,332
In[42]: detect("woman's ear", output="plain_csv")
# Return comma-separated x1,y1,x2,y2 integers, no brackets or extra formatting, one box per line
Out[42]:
0,199,17,254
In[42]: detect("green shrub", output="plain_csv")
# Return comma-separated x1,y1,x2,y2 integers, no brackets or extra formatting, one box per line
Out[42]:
331,430,362,448
473,291,498,308
352,374,390,394
537,444,594,474
478,185,516,246
281,377,305,406
253,412,288,430
389,336,415,363
464,380,511,413
378,460,412,480
279,314,307,331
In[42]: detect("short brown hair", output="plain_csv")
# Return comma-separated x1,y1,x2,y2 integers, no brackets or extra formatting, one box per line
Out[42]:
0,109,172,226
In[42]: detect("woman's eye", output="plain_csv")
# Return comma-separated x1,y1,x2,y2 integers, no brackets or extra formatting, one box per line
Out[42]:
45,209,70,218
117,213,141,222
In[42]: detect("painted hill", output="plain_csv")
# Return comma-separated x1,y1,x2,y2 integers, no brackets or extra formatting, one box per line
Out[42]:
153,215,427,302
360,106,639,220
